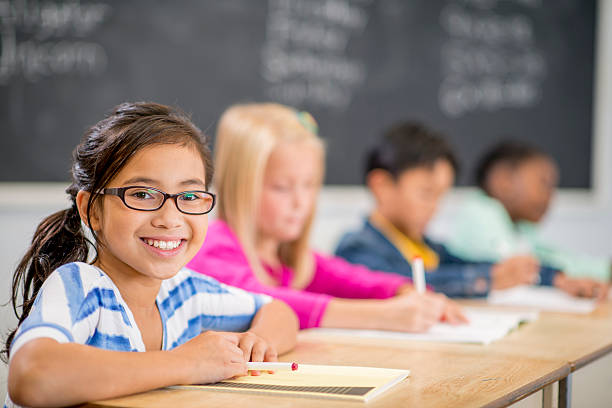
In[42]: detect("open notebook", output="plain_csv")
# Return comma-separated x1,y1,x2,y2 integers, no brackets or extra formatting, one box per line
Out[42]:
488,285,598,313
299,307,538,345
173,364,410,402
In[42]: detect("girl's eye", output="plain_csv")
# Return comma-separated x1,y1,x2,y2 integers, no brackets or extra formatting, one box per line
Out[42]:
272,184,291,192
129,189,156,200
179,192,200,201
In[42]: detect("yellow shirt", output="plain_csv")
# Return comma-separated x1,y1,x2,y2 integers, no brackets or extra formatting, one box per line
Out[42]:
369,211,439,270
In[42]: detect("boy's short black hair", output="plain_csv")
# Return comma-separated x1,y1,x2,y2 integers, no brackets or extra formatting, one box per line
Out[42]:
365,121,458,181
475,140,550,191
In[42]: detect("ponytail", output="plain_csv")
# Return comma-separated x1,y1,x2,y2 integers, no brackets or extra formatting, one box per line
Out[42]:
2,202,90,361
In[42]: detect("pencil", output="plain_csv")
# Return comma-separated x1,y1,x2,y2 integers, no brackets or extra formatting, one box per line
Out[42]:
412,256,426,294
246,362,298,371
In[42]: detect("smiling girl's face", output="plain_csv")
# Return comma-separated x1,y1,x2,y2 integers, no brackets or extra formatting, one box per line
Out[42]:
91,142,209,282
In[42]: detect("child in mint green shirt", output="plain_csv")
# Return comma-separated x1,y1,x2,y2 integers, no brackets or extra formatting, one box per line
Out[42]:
446,141,611,292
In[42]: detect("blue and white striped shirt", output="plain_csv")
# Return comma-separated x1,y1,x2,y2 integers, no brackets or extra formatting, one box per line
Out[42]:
5,261,271,407
10,261,271,355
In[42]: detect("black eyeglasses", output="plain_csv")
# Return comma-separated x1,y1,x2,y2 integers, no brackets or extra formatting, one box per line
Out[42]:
101,186,216,215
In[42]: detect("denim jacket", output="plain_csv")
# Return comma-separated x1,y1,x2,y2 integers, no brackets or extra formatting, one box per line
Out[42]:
334,219,557,298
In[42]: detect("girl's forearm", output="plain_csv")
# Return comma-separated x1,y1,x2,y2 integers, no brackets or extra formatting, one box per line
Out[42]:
248,300,298,354
8,338,187,407
319,298,385,330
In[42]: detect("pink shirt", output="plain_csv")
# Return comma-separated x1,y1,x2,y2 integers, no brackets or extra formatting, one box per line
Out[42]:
188,220,409,329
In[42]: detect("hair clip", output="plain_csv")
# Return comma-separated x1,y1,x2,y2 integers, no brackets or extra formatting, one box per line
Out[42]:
295,110,319,135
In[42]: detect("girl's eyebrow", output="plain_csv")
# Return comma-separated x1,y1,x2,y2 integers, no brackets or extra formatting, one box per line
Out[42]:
180,178,206,187
123,177,159,185
122,177,206,187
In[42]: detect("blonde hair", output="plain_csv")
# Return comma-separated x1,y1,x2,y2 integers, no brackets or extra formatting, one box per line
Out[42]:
215,103,325,288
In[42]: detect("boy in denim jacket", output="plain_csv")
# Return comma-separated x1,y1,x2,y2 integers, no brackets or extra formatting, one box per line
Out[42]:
335,122,561,297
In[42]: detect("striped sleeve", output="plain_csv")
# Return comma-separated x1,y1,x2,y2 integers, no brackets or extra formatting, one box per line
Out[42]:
160,269,272,349
9,263,94,360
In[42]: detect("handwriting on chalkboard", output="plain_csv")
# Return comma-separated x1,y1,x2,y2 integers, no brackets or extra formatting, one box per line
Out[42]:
0,0,594,188
438,0,546,117
0,0,111,85
261,0,371,111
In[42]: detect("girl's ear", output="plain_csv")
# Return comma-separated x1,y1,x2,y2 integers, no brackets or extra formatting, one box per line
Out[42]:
76,190,102,231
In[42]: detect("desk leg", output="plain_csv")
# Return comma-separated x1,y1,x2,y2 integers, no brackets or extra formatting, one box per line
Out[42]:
542,383,554,408
559,374,572,408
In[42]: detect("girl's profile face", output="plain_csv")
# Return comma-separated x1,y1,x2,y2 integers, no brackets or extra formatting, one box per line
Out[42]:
93,142,209,281
509,156,558,223
257,141,321,244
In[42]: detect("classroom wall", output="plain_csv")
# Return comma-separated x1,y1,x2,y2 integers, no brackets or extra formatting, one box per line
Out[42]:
0,1,611,404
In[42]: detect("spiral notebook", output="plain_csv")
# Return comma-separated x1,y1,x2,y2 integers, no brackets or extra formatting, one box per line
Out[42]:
173,364,410,402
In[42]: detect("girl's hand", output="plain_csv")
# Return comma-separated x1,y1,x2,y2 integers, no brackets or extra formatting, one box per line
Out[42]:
170,331,247,384
378,291,466,332
553,273,610,301
236,331,278,376
441,296,470,325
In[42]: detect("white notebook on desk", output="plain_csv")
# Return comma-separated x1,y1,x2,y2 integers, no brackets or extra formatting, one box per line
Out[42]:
300,307,538,345
488,285,597,314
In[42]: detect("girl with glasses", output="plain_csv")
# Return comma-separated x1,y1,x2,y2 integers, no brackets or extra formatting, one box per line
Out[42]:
4,102,298,408
188,103,467,332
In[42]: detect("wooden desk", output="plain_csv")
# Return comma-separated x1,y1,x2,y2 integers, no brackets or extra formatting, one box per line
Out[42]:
84,340,569,408
84,301,612,408
484,301,612,407
297,300,612,407
489,301,612,370
308,301,612,371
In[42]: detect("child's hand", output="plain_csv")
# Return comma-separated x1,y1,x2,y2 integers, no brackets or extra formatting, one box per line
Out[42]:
379,291,465,332
441,296,470,325
553,273,610,301
236,331,278,376
491,255,540,289
171,331,247,384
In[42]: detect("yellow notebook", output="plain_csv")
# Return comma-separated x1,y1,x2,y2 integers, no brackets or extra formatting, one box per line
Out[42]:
173,364,410,402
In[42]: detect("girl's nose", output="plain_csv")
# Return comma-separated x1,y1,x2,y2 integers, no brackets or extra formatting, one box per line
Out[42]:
151,198,183,228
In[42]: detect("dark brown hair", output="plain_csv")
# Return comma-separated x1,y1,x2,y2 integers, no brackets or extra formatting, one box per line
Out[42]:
3,102,213,361
365,121,459,181
475,140,550,193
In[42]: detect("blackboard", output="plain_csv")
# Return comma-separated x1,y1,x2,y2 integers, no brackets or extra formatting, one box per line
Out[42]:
0,0,596,187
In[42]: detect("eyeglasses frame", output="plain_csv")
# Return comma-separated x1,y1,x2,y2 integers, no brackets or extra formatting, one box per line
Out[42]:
101,185,216,215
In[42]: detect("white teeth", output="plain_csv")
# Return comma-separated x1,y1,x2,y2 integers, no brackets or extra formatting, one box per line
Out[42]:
144,239,181,250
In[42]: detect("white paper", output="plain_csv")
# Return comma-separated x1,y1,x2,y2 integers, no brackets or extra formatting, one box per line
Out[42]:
300,307,538,345
488,285,597,314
